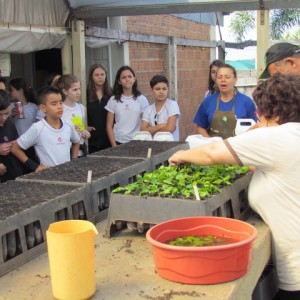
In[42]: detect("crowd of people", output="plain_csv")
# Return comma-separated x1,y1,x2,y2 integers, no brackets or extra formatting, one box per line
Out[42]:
0,42,300,299
0,64,182,182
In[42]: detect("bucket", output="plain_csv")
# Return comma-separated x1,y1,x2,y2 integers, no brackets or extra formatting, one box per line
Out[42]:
146,216,257,284
46,220,98,300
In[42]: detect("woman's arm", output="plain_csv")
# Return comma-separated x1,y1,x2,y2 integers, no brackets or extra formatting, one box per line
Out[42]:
106,112,117,147
169,141,237,166
196,126,210,137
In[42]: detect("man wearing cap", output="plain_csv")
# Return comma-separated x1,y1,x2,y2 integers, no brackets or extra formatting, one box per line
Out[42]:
260,42,300,79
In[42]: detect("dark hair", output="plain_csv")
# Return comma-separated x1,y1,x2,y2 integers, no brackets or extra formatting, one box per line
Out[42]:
208,59,223,94
87,64,112,103
45,72,61,86
113,65,141,102
253,73,300,124
217,63,237,78
9,78,37,104
56,74,80,100
150,75,169,88
0,76,6,86
0,90,10,110
37,86,61,106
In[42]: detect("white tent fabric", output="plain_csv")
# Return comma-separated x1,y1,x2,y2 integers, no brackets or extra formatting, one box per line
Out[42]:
0,0,69,53
0,25,67,53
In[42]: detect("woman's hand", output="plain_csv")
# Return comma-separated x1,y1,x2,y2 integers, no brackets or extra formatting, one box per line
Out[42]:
0,163,7,175
168,150,187,166
87,126,96,132
0,142,12,156
80,129,91,140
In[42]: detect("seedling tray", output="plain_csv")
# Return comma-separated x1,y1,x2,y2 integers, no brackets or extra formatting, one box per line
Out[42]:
105,172,253,237
17,156,151,223
90,140,189,170
0,180,89,276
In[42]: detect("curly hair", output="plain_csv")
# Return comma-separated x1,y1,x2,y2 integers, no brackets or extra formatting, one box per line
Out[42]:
253,73,300,124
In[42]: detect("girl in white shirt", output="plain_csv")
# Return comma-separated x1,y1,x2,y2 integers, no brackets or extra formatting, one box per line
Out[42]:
57,74,91,156
105,66,149,146
141,75,181,141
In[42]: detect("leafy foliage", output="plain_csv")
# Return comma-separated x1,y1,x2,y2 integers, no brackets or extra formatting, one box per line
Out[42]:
229,9,300,42
271,9,300,39
113,164,249,200
230,11,255,42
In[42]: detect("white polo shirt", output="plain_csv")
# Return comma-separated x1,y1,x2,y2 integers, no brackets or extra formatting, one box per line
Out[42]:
17,118,80,166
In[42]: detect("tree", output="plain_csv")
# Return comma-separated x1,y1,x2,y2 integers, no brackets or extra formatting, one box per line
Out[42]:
229,9,300,42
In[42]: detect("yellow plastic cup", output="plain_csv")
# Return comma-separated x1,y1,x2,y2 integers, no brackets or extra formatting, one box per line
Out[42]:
46,220,98,300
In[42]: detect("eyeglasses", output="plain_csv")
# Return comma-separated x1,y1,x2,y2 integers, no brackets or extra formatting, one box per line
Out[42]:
154,113,158,125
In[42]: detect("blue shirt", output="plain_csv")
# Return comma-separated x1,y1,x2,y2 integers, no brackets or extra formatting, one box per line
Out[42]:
193,92,257,130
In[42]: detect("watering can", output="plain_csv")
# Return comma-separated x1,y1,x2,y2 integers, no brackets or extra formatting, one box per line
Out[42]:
46,220,98,300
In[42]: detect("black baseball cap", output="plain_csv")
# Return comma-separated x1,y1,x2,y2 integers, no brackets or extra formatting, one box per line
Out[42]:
259,42,300,79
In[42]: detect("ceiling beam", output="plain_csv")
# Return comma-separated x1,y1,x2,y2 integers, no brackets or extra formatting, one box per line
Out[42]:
70,0,300,18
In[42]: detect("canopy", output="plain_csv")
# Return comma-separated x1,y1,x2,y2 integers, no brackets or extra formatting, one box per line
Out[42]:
0,0,69,53
69,0,300,18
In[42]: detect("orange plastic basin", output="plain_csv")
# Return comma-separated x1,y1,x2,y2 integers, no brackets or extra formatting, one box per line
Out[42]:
146,216,257,284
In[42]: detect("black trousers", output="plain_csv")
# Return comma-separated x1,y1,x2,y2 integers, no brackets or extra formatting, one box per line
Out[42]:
273,289,300,300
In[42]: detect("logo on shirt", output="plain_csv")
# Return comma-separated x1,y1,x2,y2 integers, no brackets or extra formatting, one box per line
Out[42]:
124,104,130,110
57,137,65,145
3,136,9,142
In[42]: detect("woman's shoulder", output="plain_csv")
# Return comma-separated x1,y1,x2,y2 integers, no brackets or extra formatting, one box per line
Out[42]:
201,93,218,106
236,91,252,102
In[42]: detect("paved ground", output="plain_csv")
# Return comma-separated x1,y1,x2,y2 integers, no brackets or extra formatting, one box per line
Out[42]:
0,216,270,300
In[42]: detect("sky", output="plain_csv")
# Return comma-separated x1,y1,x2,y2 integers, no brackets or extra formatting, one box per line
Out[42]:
217,14,257,61
219,12,299,61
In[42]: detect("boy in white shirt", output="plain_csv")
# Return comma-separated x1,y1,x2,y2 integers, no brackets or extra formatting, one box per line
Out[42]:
141,75,181,141
11,86,80,172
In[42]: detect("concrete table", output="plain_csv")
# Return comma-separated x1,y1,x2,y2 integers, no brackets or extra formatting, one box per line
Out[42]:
0,214,271,300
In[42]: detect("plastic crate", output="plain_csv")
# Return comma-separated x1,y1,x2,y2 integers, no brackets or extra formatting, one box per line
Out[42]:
105,172,253,237
0,181,89,277
17,156,151,223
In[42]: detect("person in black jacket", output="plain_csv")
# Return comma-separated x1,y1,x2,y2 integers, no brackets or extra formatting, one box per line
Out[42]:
86,64,112,153
0,90,24,182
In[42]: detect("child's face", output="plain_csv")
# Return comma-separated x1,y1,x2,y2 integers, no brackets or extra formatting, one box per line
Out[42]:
118,70,135,91
0,107,10,127
39,93,63,120
151,82,168,102
93,68,106,87
63,81,81,102
8,86,22,101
